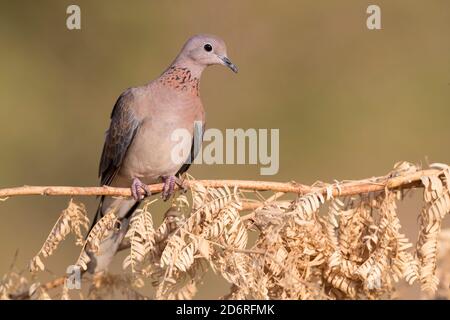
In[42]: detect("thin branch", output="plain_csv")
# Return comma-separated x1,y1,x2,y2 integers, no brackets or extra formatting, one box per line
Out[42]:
0,168,441,199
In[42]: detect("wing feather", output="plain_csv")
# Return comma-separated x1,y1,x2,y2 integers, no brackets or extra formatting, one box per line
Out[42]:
99,89,141,186
176,121,205,176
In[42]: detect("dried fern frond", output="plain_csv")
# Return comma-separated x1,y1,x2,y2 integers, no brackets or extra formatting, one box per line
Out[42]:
155,259,207,300
87,273,149,300
325,269,358,299
417,171,450,293
30,199,89,272
75,208,118,271
123,200,156,274
426,228,450,299
292,192,325,221
160,186,240,271
152,184,247,299
29,282,51,300
0,272,29,300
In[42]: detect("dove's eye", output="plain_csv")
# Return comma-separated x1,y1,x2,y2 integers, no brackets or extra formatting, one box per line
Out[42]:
204,44,213,52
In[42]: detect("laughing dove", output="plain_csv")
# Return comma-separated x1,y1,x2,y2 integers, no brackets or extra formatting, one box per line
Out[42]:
84,34,238,274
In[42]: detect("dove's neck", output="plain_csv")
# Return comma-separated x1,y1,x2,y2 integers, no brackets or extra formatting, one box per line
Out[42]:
172,54,206,78
158,60,205,97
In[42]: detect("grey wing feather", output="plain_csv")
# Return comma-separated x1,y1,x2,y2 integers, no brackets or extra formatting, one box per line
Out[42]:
99,89,141,186
88,89,141,237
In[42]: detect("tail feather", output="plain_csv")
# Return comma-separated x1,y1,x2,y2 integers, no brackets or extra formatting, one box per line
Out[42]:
84,197,140,274
86,196,106,239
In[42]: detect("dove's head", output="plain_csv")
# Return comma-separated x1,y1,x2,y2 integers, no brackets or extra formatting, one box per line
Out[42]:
175,34,238,74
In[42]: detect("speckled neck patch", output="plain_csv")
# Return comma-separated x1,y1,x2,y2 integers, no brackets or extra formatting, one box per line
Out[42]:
159,66,200,96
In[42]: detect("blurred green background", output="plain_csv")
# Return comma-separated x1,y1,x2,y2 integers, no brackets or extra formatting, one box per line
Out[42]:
0,0,449,299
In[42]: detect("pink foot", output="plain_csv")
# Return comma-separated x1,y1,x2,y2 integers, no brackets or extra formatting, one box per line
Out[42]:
161,175,185,201
131,178,151,200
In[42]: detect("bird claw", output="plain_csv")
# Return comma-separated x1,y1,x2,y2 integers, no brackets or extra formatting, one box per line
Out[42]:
131,178,151,200
161,175,185,201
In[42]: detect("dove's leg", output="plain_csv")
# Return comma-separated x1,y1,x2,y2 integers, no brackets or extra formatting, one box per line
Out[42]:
131,177,151,201
161,175,186,201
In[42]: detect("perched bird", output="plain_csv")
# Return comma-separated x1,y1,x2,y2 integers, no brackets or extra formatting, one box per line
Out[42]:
85,34,238,274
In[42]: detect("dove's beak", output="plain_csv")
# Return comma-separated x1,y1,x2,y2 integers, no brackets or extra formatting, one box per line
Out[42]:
219,56,238,73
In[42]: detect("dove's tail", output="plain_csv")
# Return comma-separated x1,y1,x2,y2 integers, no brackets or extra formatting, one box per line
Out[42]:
84,196,140,274
86,196,105,238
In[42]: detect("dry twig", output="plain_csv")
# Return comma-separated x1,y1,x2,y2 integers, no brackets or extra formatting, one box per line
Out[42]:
0,168,441,199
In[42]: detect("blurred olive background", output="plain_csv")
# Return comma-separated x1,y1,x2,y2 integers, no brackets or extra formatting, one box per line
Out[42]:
0,0,449,299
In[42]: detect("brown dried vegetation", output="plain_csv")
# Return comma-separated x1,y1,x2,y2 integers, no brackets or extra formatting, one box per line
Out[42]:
2,162,450,300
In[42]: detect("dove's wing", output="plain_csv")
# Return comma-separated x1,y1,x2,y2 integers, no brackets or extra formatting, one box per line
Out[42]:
99,89,142,186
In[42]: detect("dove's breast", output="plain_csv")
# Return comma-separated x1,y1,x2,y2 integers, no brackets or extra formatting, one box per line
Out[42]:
118,85,205,185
